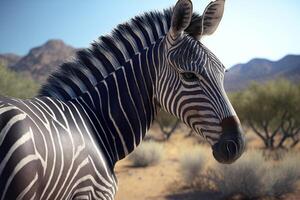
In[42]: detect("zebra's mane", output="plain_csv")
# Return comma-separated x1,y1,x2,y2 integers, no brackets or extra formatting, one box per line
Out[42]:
38,8,200,100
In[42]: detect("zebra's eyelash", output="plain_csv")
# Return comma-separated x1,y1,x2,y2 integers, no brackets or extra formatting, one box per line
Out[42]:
181,72,199,82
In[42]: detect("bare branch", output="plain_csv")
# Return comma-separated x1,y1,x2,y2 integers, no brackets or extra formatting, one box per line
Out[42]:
249,120,267,141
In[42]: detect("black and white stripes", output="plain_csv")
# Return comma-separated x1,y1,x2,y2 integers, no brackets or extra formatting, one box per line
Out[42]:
0,0,245,199
0,97,117,199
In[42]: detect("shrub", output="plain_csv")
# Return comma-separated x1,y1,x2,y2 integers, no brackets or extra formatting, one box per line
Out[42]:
128,141,163,167
208,150,266,199
179,147,208,185
155,110,180,140
178,148,300,199
263,152,300,198
0,64,40,98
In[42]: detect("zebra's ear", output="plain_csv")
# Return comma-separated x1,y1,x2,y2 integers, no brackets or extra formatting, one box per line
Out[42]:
186,0,225,40
170,0,193,38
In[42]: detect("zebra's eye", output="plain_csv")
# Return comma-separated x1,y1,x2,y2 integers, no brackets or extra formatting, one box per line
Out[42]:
181,72,198,82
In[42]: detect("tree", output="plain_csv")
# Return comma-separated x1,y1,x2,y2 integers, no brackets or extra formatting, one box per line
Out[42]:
155,110,181,141
230,79,300,149
277,84,300,148
0,64,40,98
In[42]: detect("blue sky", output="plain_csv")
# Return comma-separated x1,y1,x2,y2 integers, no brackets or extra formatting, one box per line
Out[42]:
0,0,300,67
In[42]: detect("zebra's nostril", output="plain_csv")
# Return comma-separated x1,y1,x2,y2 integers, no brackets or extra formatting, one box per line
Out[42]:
219,140,238,161
225,140,238,156
212,139,241,164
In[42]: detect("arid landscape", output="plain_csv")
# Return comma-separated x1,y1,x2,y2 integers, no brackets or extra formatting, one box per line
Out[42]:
114,125,300,200
1,0,300,199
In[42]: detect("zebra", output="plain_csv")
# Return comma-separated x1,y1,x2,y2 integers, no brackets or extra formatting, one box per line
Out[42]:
0,0,245,199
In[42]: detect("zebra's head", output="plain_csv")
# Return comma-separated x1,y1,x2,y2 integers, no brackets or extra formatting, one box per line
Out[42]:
156,0,245,164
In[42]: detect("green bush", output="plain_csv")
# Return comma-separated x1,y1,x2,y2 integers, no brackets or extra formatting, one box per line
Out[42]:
128,141,163,167
0,64,40,98
155,110,180,140
229,80,300,149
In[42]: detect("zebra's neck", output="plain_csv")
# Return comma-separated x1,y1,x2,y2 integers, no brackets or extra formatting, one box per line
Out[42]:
38,10,172,164
74,40,164,165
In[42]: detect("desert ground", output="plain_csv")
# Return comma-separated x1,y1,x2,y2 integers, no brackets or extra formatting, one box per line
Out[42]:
114,126,200,200
114,125,300,200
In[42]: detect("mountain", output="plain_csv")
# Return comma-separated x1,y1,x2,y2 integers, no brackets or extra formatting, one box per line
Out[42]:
0,53,22,67
11,39,77,82
1,39,299,89
224,55,300,92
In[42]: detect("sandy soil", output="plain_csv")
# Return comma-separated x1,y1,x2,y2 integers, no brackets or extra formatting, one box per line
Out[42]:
114,126,208,200
114,127,198,200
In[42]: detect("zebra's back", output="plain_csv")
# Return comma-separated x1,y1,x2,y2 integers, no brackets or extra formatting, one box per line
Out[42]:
0,96,117,200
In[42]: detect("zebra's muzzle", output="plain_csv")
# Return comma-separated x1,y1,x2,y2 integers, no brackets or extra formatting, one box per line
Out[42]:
212,116,245,164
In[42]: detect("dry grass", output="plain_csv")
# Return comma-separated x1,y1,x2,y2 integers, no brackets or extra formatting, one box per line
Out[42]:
180,150,300,199
208,150,266,199
263,152,300,198
179,147,209,184
128,141,163,167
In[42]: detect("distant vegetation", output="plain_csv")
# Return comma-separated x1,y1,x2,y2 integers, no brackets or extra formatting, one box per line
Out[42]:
230,79,300,150
155,110,181,141
0,64,40,99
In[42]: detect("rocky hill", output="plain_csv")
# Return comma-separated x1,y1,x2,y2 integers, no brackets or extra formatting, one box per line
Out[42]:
224,55,300,92
0,53,22,67
11,39,77,82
